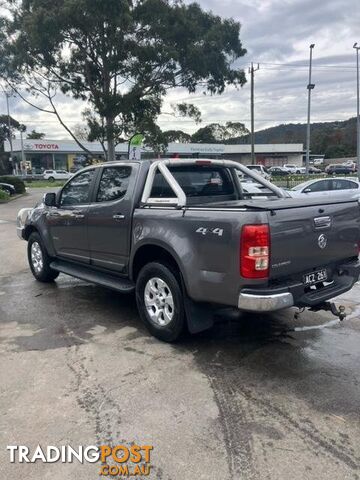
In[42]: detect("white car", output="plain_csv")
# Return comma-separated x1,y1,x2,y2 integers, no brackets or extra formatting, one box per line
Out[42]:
245,164,271,180
288,177,360,198
283,164,303,174
43,170,72,182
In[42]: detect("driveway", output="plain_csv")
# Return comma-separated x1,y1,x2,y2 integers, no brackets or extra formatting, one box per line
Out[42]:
0,189,360,479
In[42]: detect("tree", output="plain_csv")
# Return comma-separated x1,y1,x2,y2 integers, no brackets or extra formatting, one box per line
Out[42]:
73,124,90,142
26,129,45,139
0,114,22,173
0,114,21,151
0,0,246,161
163,130,192,143
192,122,249,143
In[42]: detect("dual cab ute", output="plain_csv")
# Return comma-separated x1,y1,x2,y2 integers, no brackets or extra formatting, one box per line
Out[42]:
17,159,360,341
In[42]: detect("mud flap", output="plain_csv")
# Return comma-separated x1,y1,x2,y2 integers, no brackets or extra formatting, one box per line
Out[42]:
180,276,214,334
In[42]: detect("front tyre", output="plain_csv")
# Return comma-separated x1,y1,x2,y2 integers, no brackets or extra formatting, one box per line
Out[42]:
136,262,186,342
27,232,59,282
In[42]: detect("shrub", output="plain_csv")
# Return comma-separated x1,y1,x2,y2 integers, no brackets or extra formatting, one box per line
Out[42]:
0,189,10,201
0,176,26,194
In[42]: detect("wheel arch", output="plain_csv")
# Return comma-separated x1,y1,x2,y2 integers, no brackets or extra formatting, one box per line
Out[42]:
130,242,188,290
23,224,38,241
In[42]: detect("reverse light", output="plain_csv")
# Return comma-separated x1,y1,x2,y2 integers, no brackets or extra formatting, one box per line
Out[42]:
240,225,270,279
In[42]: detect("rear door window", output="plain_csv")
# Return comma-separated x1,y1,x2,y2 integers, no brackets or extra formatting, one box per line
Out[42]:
332,179,358,190
96,166,132,202
150,166,234,198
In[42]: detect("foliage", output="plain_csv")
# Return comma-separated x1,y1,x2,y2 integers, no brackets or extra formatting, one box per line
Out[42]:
1,0,247,160
0,188,10,201
24,179,65,188
26,129,45,139
247,117,357,159
0,114,21,151
163,130,192,143
192,122,249,143
0,175,26,193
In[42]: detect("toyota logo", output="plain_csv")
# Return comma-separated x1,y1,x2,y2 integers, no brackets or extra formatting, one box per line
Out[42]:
318,234,327,249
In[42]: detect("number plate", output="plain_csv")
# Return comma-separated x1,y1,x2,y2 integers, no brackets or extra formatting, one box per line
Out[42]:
303,269,328,286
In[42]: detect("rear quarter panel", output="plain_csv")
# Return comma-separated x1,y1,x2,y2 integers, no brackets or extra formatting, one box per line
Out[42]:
131,208,268,306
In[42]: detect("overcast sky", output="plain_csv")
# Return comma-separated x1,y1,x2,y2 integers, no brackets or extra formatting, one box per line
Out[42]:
2,0,360,140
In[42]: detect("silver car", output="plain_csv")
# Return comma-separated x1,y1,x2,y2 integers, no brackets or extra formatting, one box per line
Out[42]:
288,177,360,198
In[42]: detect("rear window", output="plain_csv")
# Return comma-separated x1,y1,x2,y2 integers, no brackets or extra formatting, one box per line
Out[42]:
150,166,235,198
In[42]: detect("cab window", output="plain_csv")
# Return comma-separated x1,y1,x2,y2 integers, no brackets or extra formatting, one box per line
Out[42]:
96,166,132,202
60,170,95,206
150,166,234,198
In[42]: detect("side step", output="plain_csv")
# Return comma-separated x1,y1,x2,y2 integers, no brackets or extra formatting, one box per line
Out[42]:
50,260,135,294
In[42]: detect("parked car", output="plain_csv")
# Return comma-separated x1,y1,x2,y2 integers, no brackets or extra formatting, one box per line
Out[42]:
342,160,357,172
309,166,322,174
283,164,299,174
0,182,16,196
17,159,360,342
313,158,324,166
268,166,290,176
325,165,354,175
43,170,72,182
245,164,271,180
288,177,360,198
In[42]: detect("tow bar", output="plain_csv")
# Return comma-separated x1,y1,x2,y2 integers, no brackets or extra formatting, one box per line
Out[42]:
309,302,347,321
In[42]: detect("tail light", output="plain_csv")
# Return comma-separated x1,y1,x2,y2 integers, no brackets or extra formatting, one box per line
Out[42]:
240,225,270,278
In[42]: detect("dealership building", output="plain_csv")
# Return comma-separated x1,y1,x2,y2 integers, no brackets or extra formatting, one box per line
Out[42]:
5,139,304,174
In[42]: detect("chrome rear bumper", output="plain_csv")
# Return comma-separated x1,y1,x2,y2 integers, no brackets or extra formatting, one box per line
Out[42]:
238,292,294,312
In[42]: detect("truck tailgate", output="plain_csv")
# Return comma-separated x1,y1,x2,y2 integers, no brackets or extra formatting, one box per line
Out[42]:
269,199,360,279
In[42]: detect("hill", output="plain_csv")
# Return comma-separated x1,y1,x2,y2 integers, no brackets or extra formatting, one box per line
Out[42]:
229,117,357,158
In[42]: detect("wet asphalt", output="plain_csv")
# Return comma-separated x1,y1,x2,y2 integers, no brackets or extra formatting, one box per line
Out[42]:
0,189,360,480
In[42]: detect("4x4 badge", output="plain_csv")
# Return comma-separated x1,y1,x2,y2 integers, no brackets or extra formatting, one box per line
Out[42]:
318,234,327,249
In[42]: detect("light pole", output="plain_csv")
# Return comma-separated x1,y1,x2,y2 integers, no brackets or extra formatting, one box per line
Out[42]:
4,90,14,169
354,43,360,181
305,44,315,174
20,124,26,174
249,62,260,165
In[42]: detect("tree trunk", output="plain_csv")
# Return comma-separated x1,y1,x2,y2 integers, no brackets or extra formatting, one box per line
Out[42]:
106,116,116,162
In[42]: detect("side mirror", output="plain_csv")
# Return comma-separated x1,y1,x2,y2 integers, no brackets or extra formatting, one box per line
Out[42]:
43,192,57,207
303,188,312,193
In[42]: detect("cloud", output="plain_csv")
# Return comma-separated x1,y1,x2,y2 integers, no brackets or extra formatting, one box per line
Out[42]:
1,0,359,139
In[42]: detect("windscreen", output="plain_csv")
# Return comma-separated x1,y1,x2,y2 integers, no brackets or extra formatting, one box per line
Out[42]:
150,166,235,198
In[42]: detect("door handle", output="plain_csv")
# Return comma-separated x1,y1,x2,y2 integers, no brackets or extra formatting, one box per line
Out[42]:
113,214,125,220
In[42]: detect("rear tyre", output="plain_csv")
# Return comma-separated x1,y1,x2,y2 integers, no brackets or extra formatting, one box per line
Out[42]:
27,232,59,282
136,262,186,342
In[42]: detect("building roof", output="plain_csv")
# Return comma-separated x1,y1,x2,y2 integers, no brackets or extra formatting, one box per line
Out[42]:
5,139,304,155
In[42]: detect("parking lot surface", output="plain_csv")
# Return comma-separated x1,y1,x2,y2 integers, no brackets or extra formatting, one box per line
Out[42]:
1,189,360,479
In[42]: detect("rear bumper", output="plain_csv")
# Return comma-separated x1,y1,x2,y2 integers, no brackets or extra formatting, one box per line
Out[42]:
238,258,360,312
238,292,294,311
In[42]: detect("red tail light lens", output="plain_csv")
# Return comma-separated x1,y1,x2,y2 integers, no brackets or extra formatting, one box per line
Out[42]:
240,225,270,278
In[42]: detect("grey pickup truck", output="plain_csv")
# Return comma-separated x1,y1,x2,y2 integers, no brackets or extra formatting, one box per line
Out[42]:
17,159,360,341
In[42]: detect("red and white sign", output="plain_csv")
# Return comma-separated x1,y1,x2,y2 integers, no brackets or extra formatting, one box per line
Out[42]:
30,143,60,151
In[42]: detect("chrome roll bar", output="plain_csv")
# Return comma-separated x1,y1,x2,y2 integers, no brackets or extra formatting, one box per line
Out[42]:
141,159,286,207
